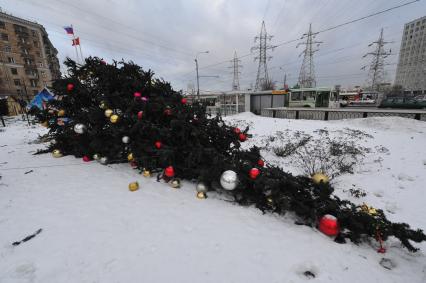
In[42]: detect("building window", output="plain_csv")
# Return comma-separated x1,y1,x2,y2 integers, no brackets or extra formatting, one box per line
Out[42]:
10,68,18,75
4,45,11,52
30,79,38,87
34,40,38,47
1,33,8,41
36,51,40,57
38,62,43,67
8,57,15,63
14,79,21,86
0,21,5,29
21,37,26,43
22,48,29,55
41,71,46,78
31,30,37,37
16,89,22,95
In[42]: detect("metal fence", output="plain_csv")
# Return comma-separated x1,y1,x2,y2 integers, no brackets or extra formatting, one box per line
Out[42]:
261,108,426,121
207,104,245,116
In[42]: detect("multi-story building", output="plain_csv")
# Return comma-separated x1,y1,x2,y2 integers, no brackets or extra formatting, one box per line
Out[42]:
395,16,426,94
0,11,60,114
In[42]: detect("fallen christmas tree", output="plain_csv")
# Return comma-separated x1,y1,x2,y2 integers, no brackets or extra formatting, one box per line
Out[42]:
32,57,426,252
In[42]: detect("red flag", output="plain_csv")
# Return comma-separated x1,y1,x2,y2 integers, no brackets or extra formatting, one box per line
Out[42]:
72,37,80,46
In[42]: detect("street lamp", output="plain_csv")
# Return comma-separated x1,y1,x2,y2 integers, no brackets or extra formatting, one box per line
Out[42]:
195,51,209,99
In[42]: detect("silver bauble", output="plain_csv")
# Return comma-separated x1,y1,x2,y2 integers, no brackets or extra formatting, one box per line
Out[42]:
220,170,238,190
122,136,130,144
51,139,57,144
170,178,181,189
196,182,208,193
217,121,224,127
99,157,108,165
74,123,86,134
93,154,100,160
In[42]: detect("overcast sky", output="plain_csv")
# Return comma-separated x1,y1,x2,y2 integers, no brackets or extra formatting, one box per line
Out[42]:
1,0,425,92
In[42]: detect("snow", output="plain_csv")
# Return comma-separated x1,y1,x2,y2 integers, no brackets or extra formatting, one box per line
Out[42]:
1,115,426,283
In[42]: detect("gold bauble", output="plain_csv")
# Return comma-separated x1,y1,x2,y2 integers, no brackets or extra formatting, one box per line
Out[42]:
170,178,181,189
57,109,65,117
41,121,48,127
128,182,139,192
52,149,63,158
143,170,151,177
267,197,274,204
110,114,119,123
104,109,113,117
360,203,378,216
127,153,134,162
196,192,206,199
311,173,330,184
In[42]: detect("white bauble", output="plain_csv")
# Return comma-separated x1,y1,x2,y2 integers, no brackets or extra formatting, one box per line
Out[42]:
220,170,238,190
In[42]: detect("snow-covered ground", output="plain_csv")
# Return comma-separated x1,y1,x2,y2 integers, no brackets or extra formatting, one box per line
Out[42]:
1,114,425,283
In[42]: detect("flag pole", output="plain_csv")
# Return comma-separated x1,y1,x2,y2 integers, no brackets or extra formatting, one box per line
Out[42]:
71,24,79,63
78,41,84,63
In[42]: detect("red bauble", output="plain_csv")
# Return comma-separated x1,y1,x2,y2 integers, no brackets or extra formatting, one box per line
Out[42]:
257,159,265,167
319,214,340,236
164,166,175,178
181,98,187,104
130,161,137,168
164,108,172,116
66,83,74,92
134,92,142,98
249,168,260,179
238,133,247,142
82,156,90,162
137,111,143,120
100,60,106,65
155,141,162,149
233,127,241,134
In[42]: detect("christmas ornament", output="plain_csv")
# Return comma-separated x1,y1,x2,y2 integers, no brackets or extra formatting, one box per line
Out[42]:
164,166,175,178
142,96,148,102
82,156,90,162
137,111,143,120
42,121,48,127
122,136,130,144
249,168,260,180
99,101,107,109
99,157,108,165
196,182,208,193
196,192,207,199
319,214,340,236
93,154,100,160
220,170,238,190
238,133,247,142
143,170,151,177
128,181,139,192
181,98,187,104
130,161,137,168
257,159,265,167
155,141,162,149
104,109,113,117
164,108,172,116
217,121,224,127
233,127,241,134
100,60,106,65
311,173,330,184
52,149,63,158
57,109,65,117
134,92,142,98
110,114,119,123
66,83,74,92
74,123,86,134
376,230,386,253
169,178,181,189
127,153,134,162
51,139,57,144
360,203,378,216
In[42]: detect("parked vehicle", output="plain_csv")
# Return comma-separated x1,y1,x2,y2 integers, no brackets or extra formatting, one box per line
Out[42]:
378,97,426,109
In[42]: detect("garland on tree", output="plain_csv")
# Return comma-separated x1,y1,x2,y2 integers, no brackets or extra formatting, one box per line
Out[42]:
32,57,426,252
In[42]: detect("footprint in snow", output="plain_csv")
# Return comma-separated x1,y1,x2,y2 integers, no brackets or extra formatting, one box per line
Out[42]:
373,190,384,198
294,262,319,280
397,173,415,182
385,202,398,214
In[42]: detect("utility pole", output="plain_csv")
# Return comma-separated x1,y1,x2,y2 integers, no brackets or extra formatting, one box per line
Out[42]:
229,51,242,91
362,28,391,91
252,21,274,91
280,67,288,89
195,51,209,99
297,23,322,88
